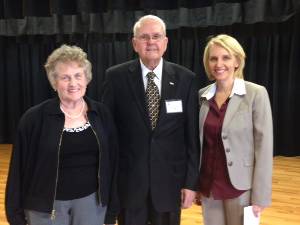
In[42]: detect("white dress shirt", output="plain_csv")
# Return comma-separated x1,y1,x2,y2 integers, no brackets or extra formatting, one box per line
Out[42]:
140,58,163,95
201,78,247,100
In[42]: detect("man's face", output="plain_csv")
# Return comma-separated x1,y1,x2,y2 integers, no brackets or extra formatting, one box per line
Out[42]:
132,20,168,69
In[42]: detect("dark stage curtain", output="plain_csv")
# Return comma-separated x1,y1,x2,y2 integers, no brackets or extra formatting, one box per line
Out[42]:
0,0,299,35
0,0,299,156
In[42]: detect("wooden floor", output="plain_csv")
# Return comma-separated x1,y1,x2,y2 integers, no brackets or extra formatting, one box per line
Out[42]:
1,144,300,225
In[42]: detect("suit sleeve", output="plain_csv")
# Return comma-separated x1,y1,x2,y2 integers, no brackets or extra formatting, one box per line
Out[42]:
102,70,120,224
251,86,273,206
183,74,200,191
103,105,120,224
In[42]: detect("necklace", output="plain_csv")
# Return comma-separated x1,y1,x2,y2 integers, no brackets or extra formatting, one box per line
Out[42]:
60,99,85,119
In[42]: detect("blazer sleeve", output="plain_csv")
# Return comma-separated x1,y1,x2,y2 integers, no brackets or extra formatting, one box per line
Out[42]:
251,86,273,207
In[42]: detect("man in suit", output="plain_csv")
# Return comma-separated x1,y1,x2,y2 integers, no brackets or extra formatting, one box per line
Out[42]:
102,15,199,225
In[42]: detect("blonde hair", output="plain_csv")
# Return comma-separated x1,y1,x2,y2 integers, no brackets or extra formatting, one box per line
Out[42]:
203,34,246,81
133,15,166,37
44,44,92,89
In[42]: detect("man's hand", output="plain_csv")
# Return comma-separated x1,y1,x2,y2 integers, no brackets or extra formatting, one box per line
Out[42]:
181,189,196,209
194,192,201,206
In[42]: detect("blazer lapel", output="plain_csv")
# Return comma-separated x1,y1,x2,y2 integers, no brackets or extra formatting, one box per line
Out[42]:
127,60,151,128
223,94,243,129
198,84,213,146
199,99,209,148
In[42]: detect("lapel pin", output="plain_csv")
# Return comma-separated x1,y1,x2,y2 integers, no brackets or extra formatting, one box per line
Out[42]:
169,82,174,85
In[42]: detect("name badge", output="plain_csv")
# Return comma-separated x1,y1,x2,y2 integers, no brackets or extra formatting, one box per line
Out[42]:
165,100,183,113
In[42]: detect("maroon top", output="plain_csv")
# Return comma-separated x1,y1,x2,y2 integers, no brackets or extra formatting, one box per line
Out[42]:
199,98,245,199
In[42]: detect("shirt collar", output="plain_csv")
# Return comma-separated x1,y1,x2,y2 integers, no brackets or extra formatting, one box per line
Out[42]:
201,78,246,100
140,58,163,81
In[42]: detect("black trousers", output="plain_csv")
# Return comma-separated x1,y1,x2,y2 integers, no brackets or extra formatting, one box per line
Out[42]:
118,195,181,225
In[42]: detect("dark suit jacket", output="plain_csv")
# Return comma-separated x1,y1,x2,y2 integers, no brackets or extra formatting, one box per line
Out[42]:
102,59,199,213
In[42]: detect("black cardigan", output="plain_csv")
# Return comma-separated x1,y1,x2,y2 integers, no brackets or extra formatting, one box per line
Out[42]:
5,97,119,225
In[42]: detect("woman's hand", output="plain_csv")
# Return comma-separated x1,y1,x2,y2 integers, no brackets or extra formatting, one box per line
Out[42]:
252,205,265,217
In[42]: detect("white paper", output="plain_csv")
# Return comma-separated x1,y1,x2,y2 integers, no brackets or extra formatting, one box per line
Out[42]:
244,206,260,225
165,100,183,113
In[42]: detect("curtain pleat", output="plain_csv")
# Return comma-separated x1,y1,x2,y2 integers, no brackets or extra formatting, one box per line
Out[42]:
1,0,299,35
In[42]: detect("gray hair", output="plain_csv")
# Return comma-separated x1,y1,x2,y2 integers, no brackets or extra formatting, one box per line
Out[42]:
133,15,166,37
44,44,92,90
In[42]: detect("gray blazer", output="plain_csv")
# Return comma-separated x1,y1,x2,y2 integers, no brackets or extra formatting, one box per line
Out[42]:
198,80,273,207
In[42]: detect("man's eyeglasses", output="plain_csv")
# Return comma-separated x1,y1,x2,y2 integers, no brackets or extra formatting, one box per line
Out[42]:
136,33,165,42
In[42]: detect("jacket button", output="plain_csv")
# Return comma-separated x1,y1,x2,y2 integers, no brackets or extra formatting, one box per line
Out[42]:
228,161,233,166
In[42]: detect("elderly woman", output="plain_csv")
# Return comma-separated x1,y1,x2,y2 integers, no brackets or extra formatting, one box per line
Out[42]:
198,34,273,225
5,45,118,225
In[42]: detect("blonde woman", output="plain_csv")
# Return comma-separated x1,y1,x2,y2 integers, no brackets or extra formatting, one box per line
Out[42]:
198,34,273,225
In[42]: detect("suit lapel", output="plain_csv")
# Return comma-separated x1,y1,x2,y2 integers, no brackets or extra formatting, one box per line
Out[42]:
223,94,243,129
127,60,151,128
160,61,177,101
156,61,177,128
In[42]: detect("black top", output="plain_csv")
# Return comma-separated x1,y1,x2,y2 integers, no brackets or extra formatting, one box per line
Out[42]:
5,97,119,225
56,122,99,200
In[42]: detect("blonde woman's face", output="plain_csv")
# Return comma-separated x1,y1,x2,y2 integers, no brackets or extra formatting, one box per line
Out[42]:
208,44,239,82
54,61,87,104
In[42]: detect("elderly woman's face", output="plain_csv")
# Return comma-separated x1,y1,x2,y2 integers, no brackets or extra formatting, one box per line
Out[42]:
54,61,87,103
208,44,239,82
